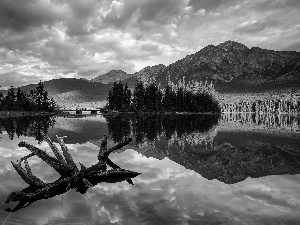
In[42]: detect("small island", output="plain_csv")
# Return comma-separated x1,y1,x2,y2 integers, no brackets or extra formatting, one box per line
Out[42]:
104,77,221,114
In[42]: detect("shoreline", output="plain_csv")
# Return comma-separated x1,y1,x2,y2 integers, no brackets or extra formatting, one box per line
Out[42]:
0,111,57,118
101,111,221,116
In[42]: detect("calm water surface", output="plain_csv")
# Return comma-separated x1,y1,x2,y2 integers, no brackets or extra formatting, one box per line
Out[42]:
0,114,300,224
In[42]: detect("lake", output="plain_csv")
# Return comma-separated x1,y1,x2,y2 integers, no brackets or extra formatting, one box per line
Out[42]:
0,113,300,224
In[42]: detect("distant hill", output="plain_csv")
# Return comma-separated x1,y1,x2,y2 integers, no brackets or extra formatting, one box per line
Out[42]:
17,78,113,109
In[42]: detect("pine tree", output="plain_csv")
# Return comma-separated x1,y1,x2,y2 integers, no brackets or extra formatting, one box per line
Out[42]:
145,83,158,111
0,91,4,110
16,88,28,111
163,85,175,111
29,81,55,111
115,81,124,111
107,88,115,110
3,86,16,111
107,81,131,111
122,83,132,111
176,87,184,112
155,86,163,112
132,81,145,111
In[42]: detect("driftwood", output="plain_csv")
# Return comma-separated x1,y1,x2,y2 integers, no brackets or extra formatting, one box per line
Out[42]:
5,135,140,212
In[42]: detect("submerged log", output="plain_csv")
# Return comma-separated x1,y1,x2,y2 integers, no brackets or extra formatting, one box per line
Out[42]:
6,135,140,212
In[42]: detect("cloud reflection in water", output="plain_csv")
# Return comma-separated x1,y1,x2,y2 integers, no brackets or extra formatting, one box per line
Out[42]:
0,135,300,224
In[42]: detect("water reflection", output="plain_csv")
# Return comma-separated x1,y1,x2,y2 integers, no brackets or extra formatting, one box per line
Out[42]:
106,114,219,144
0,114,300,224
221,112,300,131
0,116,55,143
106,114,300,184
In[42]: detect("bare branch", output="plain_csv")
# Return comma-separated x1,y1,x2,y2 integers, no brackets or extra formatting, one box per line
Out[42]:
98,137,133,159
55,135,78,172
11,160,45,187
20,153,35,162
18,141,72,177
43,136,66,164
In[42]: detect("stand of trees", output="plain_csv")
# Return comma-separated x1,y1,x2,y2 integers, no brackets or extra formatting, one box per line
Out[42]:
0,81,56,112
222,98,300,114
106,78,221,113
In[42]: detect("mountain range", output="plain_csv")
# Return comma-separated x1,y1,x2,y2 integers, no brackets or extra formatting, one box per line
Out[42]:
89,40,300,93
6,40,300,108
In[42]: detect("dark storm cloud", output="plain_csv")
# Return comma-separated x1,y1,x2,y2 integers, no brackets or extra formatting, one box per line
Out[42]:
80,69,99,76
253,0,300,11
63,0,100,36
188,0,228,11
31,65,41,70
101,0,188,30
137,0,186,24
140,43,160,52
0,0,64,32
0,28,51,51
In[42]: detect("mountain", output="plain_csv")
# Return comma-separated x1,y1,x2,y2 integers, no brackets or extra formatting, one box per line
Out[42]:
90,70,131,84
132,64,166,80
91,64,166,84
156,40,300,93
91,41,300,93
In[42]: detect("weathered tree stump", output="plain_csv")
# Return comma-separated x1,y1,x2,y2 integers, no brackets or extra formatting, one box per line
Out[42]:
5,135,140,212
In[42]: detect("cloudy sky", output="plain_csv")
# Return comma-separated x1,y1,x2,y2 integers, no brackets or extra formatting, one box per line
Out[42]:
0,0,299,88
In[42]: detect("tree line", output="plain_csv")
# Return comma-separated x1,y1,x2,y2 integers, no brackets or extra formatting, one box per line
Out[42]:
0,81,56,112
106,77,221,113
222,98,300,114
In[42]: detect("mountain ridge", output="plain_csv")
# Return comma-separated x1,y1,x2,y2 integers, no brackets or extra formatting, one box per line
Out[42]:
155,40,300,93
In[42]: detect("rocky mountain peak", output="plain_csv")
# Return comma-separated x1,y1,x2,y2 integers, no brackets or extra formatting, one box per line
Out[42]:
90,70,130,84
217,40,249,51
156,40,300,93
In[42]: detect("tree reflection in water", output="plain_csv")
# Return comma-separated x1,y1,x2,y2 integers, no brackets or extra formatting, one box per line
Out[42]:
106,114,300,184
106,114,220,144
5,135,140,212
0,116,55,143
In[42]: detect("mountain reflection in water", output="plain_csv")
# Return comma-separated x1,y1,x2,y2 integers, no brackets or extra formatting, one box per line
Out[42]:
105,114,300,184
